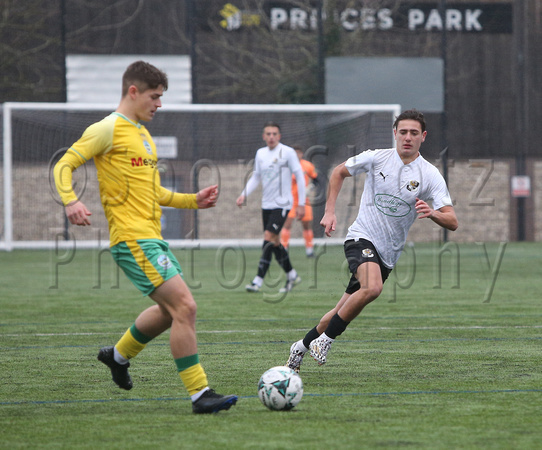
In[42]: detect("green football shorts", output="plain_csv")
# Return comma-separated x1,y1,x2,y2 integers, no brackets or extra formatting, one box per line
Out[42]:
111,239,183,296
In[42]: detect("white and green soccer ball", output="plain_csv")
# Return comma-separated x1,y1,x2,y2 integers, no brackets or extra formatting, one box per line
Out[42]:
258,366,303,411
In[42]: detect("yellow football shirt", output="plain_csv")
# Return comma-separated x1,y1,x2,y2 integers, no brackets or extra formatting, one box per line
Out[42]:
54,112,197,246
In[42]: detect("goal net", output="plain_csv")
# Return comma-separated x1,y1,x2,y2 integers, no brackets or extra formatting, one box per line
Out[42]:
1,103,400,250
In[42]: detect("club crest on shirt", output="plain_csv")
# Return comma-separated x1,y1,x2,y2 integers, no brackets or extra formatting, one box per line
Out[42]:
362,248,375,258
406,180,420,192
143,140,153,155
157,254,173,270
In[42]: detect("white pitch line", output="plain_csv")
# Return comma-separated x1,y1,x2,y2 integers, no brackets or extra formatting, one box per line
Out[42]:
2,324,542,338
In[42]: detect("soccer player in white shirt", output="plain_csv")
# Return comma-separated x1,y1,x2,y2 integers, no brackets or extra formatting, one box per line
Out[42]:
236,122,307,293
286,109,458,371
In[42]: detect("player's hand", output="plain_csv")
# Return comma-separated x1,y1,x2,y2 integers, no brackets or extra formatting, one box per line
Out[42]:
415,197,433,219
320,212,336,237
65,200,92,226
236,195,246,208
295,205,305,220
196,185,219,209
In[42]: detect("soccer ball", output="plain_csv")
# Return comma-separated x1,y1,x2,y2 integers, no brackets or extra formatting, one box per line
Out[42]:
257,366,303,411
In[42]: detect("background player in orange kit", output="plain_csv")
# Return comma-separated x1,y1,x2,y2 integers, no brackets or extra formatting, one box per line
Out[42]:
281,145,319,257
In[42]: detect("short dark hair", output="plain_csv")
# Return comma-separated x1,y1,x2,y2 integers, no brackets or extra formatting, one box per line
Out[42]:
263,121,281,132
122,61,168,96
393,109,426,133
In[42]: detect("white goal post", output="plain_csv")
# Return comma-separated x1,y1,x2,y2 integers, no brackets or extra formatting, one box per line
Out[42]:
1,102,400,251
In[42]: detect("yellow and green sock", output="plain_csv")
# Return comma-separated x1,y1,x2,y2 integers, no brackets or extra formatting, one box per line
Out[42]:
175,354,209,400
114,324,152,362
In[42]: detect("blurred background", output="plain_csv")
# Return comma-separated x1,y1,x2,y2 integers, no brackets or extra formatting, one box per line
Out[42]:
1,0,540,245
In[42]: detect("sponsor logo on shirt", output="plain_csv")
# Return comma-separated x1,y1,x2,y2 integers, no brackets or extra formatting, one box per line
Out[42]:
131,157,158,168
374,194,411,217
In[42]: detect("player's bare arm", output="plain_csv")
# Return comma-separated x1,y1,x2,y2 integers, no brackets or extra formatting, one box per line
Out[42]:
196,185,219,209
415,199,458,231
65,200,92,226
320,163,351,237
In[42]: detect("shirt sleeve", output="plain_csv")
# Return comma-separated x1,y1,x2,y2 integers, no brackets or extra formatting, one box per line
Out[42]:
158,187,198,209
241,154,261,197
242,173,261,198
344,149,376,176
53,118,114,206
70,118,115,160
53,149,87,206
426,170,453,211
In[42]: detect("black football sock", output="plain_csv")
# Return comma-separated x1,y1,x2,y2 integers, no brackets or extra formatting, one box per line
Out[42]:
257,240,274,279
302,326,321,349
324,313,350,340
272,244,293,273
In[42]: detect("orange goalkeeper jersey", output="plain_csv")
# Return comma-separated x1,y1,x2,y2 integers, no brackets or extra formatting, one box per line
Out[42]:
291,159,317,207
54,112,197,246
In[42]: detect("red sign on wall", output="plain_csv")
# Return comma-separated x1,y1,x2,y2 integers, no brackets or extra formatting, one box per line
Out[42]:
511,176,531,198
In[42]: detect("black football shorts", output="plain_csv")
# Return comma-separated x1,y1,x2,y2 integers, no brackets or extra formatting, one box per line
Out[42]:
343,238,392,294
262,208,289,234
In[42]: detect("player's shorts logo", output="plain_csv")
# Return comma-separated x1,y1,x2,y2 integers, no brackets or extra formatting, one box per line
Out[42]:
157,254,173,270
362,248,375,258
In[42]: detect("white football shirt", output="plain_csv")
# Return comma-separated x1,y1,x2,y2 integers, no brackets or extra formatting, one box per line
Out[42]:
345,148,453,268
242,143,306,210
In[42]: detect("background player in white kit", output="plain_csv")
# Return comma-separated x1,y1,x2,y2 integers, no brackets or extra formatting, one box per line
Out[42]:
236,122,307,294
286,109,458,371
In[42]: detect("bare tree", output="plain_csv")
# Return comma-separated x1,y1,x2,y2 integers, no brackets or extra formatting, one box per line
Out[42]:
0,0,65,101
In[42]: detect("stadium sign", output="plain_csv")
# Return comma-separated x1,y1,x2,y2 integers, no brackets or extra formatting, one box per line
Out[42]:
217,2,512,33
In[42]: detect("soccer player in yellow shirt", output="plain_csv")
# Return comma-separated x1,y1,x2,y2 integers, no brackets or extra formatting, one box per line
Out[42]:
54,60,237,414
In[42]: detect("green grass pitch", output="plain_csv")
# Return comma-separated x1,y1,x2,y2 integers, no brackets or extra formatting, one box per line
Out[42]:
1,242,541,449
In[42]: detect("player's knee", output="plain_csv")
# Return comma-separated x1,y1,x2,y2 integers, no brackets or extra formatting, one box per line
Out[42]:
366,286,383,302
183,297,198,319
353,285,382,305
170,294,197,322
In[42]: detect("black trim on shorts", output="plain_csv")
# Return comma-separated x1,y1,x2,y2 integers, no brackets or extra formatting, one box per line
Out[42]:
344,238,392,294
262,208,289,234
